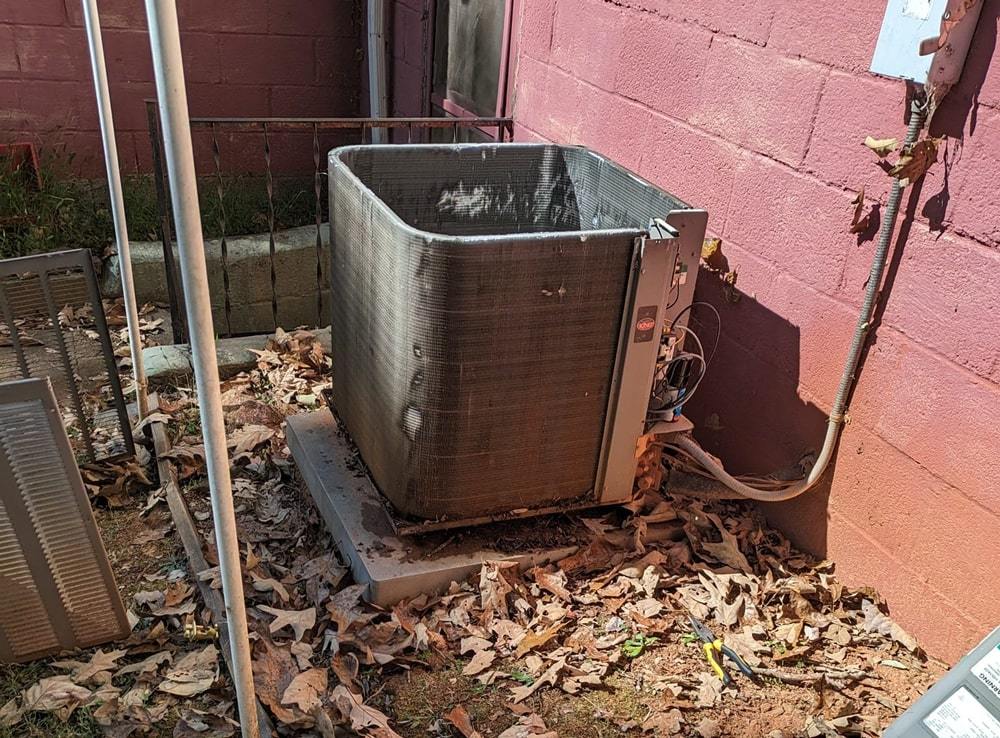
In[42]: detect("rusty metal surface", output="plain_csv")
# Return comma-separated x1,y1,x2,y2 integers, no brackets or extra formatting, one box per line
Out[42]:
0,378,130,663
328,143,691,521
0,250,134,463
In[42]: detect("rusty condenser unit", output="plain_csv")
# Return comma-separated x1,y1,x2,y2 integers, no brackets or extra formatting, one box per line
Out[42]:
329,144,705,523
0,378,130,662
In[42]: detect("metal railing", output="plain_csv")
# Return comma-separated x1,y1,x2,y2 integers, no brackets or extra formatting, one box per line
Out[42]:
145,101,514,343
0,250,134,463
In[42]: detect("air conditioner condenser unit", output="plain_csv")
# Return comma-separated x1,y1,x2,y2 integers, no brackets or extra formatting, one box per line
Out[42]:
328,143,705,525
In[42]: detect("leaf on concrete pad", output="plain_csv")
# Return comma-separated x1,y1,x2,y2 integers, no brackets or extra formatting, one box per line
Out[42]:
17,675,92,721
446,705,484,738
281,668,328,713
259,605,316,641
158,645,219,697
863,136,899,158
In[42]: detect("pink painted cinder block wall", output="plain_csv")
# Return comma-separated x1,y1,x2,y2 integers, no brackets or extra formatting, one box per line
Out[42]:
0,0,361,175
511,0,1000,661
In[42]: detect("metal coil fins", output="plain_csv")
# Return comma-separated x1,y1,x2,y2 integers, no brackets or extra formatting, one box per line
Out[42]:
0,378,129,663
329,143,685,521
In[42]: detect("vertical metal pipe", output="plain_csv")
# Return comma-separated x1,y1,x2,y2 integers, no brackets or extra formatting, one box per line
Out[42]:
143,2,259,736
367,0,388,143
81,0,149,418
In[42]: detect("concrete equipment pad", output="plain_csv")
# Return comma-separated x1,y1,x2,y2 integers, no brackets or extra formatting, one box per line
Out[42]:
286,410,582,605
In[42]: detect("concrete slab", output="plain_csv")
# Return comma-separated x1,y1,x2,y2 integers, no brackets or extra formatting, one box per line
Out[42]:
286,410,583,606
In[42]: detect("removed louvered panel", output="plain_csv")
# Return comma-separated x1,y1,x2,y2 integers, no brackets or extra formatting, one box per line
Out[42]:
0,249,134,464
0,378,129,664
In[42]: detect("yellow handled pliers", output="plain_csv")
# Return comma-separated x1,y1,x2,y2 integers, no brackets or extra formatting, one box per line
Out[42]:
688,614,756,687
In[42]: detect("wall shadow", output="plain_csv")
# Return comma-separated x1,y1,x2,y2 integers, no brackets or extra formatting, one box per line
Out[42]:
680,268,834,558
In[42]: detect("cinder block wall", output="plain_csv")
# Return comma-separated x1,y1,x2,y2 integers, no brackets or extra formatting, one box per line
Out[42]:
510,0,1000,661
0,0,362,175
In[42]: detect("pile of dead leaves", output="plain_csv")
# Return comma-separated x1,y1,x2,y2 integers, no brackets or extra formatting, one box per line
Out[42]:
3,328,943,738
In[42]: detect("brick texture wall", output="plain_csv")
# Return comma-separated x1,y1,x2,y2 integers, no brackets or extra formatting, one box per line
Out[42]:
511,0,1000,661
0,0,362,175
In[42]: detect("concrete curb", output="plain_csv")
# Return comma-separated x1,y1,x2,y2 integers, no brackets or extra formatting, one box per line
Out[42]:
143,327,332,385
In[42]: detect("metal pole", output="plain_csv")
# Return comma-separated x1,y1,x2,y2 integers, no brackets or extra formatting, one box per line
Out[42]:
143,2,259,736
367,0,388,143
81,0,149,419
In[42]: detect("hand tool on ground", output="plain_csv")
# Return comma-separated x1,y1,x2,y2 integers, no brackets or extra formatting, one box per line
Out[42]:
688,614,756,687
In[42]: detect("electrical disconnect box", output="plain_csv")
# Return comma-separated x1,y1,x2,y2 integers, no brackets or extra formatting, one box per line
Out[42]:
871,0,985,87
884,626,1000,737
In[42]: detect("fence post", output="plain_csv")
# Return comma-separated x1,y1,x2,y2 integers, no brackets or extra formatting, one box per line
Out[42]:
145,99,188,344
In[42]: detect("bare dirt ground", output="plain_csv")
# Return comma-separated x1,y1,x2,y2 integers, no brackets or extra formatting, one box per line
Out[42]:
1,317,950,738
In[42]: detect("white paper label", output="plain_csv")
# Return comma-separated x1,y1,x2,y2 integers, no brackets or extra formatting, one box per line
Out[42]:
973,645,1000,701
903,0,933,20
923,688,1000,738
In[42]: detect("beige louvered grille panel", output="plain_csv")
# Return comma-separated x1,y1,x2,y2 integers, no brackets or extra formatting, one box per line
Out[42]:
0,378,129,663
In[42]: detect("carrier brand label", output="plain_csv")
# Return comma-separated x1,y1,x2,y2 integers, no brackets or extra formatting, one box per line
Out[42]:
973,644,1000,701
923,688,1000,738
633,306,658,343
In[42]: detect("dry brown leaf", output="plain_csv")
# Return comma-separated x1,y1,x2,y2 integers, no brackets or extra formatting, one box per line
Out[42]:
17,676,92,721
327,583,366,632
497,713,559,738
511,658,565,703
332,653,361,692
65,648,129,684
259,605,316,641
889,138,941,184
849,187,871,234
251,572,291,602
462,649,496,677
446,705,484,738
863,135,898,158
254,640,313,727
330,684,403,737
158,645,218,697
513,622,565,659
281,668,328,713
230,424,276,454
861,599,919,652
529,567,572,602
114,650,172,678
480,560,520,623
642,708,684,734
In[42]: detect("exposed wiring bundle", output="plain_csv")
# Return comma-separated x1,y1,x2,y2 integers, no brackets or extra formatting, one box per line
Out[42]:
653,96,930,503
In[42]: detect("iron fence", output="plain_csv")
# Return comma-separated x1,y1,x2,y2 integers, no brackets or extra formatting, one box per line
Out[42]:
0,250,134,463
145,101,514,343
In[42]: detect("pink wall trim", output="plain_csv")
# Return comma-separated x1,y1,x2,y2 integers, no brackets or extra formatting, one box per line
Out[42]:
508,0,1000,662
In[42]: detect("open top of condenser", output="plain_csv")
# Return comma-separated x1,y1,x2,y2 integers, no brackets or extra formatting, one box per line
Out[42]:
329,143,706,523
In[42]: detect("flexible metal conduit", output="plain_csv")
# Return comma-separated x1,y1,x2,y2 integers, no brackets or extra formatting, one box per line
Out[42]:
677,98,928,502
